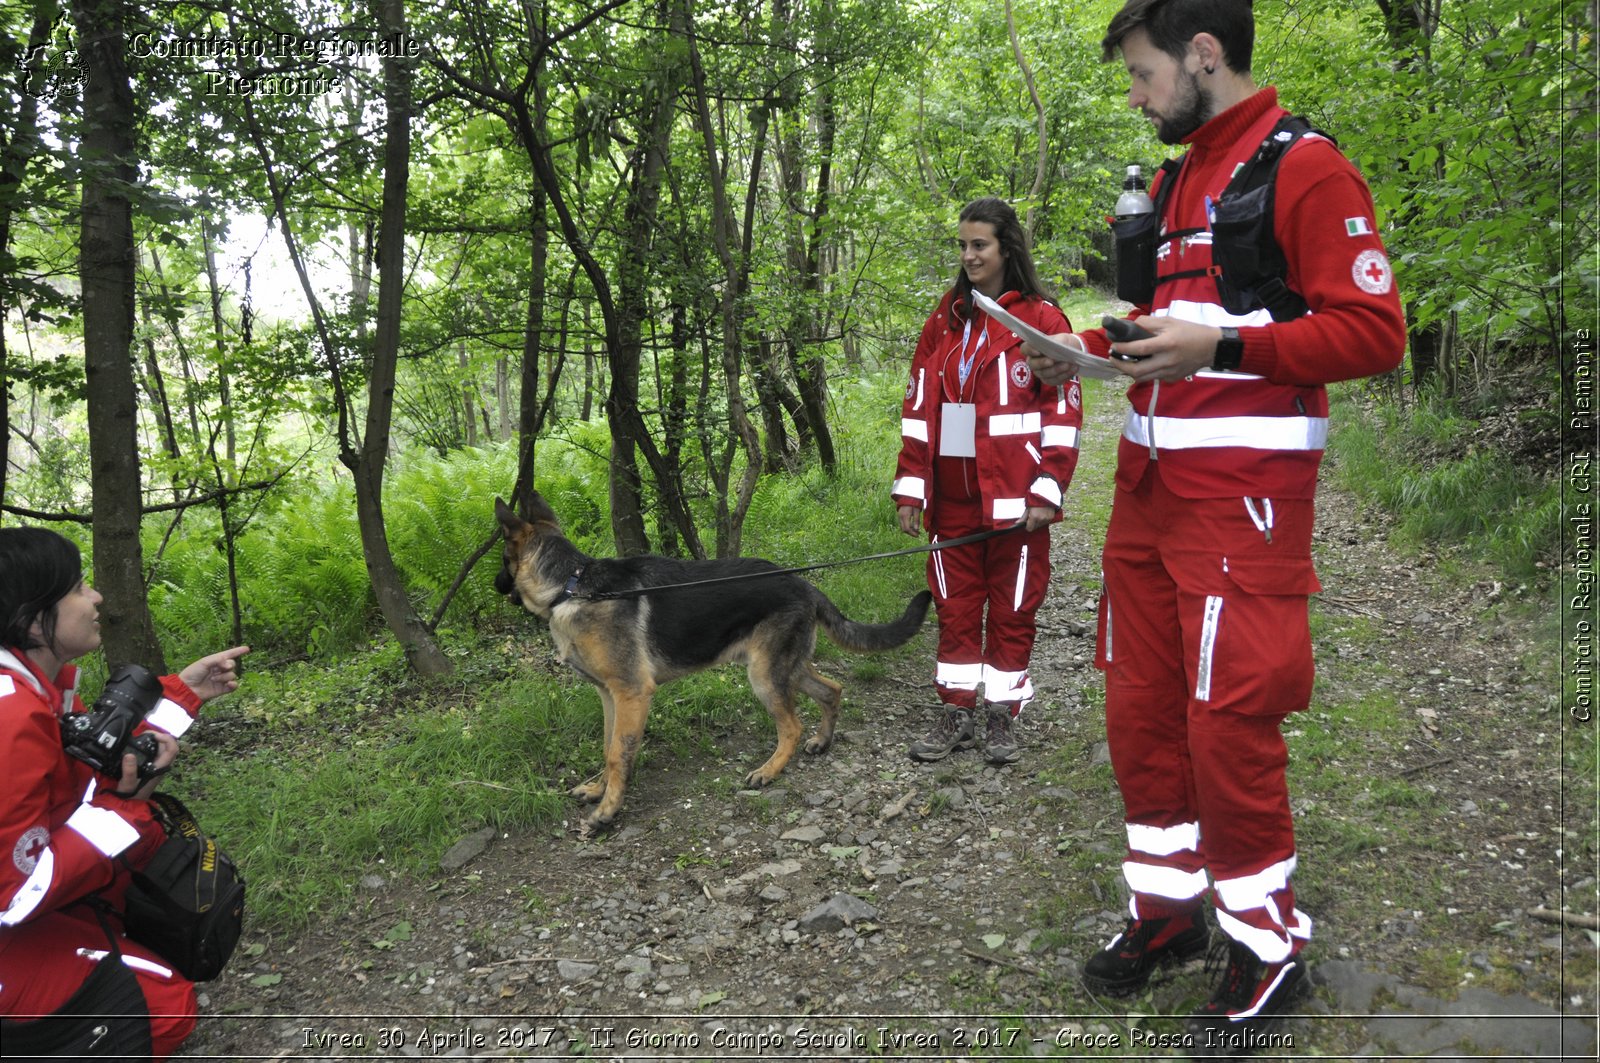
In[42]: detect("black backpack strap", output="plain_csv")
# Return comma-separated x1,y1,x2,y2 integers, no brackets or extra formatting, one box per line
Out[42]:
1232,115,1324,187
1218,115,1329,320
1146,155,1220,290
1149,156,1189,250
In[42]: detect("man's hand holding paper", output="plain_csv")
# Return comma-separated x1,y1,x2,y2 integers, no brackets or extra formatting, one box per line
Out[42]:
970,291,1123,383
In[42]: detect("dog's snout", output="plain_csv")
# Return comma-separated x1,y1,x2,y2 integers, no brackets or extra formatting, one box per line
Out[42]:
493,568,514,595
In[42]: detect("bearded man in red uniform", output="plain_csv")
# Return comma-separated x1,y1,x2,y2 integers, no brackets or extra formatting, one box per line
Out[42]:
1026,0,1405,1051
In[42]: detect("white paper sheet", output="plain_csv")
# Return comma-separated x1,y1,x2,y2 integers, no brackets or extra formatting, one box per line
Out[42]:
971,291,1125,381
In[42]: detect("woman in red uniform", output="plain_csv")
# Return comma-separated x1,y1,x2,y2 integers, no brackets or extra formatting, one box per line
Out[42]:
0,527,246,1058
891,197,1082,765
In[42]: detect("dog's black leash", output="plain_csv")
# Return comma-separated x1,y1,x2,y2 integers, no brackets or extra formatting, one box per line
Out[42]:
566,522,1029,602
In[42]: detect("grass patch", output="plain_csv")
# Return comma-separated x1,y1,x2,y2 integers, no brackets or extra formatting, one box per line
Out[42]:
1289,692,1409,776
1326,385,1560,579
179,666,579,929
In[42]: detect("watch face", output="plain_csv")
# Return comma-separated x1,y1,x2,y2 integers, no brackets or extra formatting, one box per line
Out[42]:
1215,329,1244,370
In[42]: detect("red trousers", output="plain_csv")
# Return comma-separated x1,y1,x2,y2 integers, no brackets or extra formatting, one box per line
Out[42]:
1096,466,1318,962
0,904,197,1059
927,496,1051,713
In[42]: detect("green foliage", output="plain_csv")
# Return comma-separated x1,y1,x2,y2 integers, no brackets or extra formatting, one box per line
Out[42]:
739,374,926,620
178,659,576,929
1308,0,1587,375
3,0,1574,686
1327,386,1560,578
142,433,619,664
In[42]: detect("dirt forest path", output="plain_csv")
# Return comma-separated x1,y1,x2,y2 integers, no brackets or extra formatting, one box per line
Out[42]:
180,387,1596,1061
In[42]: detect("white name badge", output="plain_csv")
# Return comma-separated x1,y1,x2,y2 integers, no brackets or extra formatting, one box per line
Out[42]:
940,402,977,458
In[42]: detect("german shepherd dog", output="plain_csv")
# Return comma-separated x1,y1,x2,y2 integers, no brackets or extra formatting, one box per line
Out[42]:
494,493,932,835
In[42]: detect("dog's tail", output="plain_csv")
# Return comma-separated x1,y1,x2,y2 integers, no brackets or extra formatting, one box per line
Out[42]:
814,589,933,653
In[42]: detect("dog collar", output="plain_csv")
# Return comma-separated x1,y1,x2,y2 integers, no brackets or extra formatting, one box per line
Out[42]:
550,565,585,607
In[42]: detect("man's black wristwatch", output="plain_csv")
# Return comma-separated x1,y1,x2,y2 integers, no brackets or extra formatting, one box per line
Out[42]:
1213,326,1244,371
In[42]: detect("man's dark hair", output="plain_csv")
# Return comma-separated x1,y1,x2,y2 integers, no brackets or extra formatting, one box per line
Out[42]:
1101,0,1255,73
0,527,84,651
951,196,1053,324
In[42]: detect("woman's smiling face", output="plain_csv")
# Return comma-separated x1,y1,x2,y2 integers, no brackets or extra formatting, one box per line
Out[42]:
958,220,1006,297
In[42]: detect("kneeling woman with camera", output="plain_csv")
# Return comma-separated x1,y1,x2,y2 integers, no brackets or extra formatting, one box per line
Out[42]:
0,527,246,1059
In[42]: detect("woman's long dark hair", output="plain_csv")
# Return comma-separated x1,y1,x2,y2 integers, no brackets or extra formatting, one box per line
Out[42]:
950,197,1055,327
0,527,83,652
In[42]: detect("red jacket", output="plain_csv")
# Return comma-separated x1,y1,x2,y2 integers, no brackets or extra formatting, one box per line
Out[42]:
0,649,201,933
893,289,1082,527
1088,88,1407,499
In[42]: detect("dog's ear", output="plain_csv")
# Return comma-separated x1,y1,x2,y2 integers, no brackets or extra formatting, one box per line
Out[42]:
525,490,560,528
494,496,525,533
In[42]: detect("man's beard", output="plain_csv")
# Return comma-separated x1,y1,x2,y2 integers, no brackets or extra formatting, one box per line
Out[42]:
1152,68,1211,145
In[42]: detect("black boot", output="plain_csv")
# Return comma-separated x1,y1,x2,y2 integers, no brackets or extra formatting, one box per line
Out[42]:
1082,909,1210,995
1186,938,1307,1058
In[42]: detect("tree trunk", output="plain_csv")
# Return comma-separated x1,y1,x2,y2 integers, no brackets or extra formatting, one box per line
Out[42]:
790,22,837,472
359,0,451,675
605,11,686,556
74,0,165,670
199,222,236,465
657,301,690,557
460,343,477,447
684,0,763,557
750,347,793,473
512,66,550,515
582,300,595,422
1377,0,1443,393
1005,0,1048,236
135,293,181,480
495,357,511,440
431,0,701,552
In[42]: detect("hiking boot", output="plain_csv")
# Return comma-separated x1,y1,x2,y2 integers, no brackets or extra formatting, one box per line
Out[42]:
982,705,1021,765
908,708,975,761
1186,938,1308,1058
1082,909,1210,995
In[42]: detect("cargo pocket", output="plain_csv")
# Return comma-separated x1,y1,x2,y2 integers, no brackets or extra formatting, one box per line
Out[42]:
1190,553,1320,715
1221,553,1321,597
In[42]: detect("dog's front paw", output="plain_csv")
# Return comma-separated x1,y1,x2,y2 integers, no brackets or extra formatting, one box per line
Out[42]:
570,776,605,803
743,767,779,789
573,813,613,840
804,734,833,755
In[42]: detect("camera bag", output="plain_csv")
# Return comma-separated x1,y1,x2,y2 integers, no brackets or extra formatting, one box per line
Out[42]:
120,792,246,983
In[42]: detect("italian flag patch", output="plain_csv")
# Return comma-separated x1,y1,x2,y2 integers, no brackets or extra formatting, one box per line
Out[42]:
1345,217,1373,236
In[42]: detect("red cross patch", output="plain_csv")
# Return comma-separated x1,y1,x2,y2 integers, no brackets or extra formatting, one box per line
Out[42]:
1352,249,1393,295
14,826,49,874
1010,359,1033,389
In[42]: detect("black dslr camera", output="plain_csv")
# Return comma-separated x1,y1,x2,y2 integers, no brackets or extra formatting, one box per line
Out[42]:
60,664,166,781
